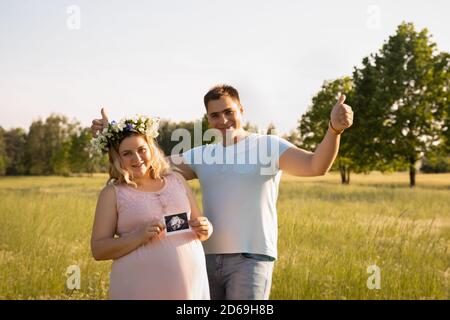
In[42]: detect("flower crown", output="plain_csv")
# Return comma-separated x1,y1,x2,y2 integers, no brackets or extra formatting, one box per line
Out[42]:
91,115,160,153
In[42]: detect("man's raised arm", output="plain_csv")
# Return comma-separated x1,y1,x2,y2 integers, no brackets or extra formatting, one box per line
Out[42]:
279,94,354,177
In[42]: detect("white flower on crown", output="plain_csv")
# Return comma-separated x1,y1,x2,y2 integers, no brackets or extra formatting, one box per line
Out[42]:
145,118,160,138
132,115,142,123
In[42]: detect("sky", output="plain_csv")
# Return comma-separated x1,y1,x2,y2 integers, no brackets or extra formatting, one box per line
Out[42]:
0,0,449,135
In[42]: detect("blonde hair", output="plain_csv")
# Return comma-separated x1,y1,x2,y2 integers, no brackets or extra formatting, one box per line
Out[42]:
107,132,170,187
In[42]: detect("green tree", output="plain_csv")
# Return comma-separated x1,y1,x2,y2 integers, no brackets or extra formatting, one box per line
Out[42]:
350,54,401,177
25,114,78,175
156,119,203,156
266,123,277,135
4,128,27,175
243,121,259,133
158,115,215,156
420,152,450,173
352,22,449,187
47,115,78,175
282,129,302,147
25,119,46,175
431,52,450,154
69,127,96,174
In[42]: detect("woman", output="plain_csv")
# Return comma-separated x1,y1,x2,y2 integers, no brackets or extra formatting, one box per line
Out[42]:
90,115,212,299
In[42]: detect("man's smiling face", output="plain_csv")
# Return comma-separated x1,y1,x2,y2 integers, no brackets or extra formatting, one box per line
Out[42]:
206,95,244,139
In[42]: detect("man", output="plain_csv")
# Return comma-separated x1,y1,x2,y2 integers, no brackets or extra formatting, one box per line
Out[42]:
91,84,354,299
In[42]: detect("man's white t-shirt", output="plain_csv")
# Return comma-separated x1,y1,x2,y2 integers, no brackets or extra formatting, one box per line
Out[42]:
182,133,295,260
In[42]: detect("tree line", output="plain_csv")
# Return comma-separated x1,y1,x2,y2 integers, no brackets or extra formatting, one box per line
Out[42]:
0,114,261,177
0,116,101,176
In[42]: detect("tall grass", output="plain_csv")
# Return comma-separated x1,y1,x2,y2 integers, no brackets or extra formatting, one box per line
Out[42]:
0,176,109,299
0,173,448,299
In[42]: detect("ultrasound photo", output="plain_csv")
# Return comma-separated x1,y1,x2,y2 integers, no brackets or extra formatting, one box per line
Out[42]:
163,212,190,235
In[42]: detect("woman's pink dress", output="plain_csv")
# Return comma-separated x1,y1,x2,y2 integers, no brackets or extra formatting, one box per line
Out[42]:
109,172,210,300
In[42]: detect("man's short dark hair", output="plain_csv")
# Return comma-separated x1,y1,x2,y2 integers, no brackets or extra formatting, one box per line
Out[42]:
203,84,241,111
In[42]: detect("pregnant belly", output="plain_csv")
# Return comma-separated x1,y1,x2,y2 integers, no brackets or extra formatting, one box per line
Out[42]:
109,237,206,299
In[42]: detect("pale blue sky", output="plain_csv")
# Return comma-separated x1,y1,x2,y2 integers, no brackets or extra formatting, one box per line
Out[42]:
0,0,449,134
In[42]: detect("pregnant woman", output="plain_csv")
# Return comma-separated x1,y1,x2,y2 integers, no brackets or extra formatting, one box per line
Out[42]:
90,115,212,299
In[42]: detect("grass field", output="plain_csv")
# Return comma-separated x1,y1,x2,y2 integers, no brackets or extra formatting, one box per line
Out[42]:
0,172,449,299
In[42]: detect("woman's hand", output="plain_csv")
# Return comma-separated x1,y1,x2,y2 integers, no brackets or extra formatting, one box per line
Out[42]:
139,218,166,245
189,216,213,241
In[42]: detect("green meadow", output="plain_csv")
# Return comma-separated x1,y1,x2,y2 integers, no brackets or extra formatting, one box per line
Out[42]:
0,172,449,299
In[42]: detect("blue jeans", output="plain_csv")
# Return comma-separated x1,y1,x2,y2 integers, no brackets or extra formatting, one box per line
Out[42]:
205,253,275,300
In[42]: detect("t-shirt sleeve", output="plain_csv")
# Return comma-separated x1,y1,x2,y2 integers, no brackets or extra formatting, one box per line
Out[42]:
267,135,296,173
271,135,296,158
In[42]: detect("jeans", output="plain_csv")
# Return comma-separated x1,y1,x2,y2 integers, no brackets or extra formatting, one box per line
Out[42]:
205,253,275,300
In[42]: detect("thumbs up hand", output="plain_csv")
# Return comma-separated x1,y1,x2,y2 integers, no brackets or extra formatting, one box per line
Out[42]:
101,108,109,129
91,107,110,137
330,94,353,132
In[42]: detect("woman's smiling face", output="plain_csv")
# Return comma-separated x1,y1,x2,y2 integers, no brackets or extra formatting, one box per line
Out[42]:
118,134,152,178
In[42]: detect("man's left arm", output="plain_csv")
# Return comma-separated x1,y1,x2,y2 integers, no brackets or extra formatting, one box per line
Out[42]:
279,95,353,177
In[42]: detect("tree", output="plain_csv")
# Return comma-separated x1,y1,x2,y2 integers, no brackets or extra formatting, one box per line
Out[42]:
352,22,449,187
266,123,277,135
243,122,259,133
431,52,450,154
299,77,354,183
47,115,78,175
158,115,227,156
350,54,403,178
4,128,27,175
24,114,78,175
421,152,450,173
282,129,302,147
24,119,46,175
69,127,96,174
